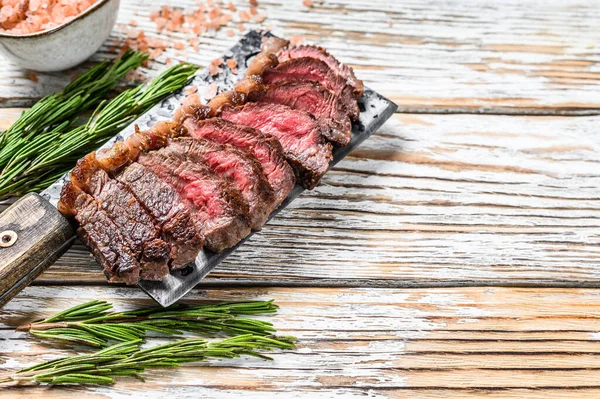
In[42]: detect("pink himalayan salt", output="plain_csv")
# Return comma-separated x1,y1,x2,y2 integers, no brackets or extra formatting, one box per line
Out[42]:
0,0,98,34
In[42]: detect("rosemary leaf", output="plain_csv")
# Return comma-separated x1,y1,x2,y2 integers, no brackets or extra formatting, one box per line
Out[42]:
22,300,286,347
3,335,295,386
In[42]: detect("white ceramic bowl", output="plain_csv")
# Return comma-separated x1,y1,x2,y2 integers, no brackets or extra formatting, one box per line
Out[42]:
0,0,120,72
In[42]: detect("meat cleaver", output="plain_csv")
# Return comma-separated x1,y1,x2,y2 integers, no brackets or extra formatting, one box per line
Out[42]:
0,31,398,307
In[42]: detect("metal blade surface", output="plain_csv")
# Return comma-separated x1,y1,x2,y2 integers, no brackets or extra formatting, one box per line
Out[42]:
40,30,398,306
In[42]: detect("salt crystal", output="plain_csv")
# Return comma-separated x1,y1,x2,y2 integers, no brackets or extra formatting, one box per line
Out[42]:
184,85,197,95
203,83,217,100
226,58,237,69
1,0,99,34
208,64,221,76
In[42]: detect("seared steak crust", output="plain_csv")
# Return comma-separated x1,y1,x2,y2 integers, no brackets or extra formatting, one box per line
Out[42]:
69,186,140,285
262,57,359,120
219,102,332,189
117,163,203,268
138,149,251,252
88,169,170,280
278,44,364,100
250,80,351,146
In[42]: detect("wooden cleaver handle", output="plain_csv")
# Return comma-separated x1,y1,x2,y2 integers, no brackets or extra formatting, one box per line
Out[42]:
0,193,74,307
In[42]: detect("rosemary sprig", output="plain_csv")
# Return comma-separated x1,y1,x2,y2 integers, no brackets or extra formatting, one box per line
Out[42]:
0,50,146,167
1,334,295,385
19,300,282,347
0,59,198,199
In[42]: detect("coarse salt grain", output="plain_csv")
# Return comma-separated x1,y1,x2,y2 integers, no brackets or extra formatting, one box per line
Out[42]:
184,85,198,95
208,64,221,76
1,0,99,34
203,83,218,100
119,1,268,63
226,58,237,69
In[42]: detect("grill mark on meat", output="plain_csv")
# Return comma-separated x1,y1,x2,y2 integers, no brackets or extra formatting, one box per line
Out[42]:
167,137,275,230
262,57,359,120
182,118,295,207
87,169,170,281
138,150,251,252
219,103,333,189
117,163,203,268
250,80,352,146
64,184,140,285
278,44,364,100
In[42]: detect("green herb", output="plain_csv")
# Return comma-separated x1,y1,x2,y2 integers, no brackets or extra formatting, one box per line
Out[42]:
0,50,146,170
0,58,198,199
0,334,295,385
19,300,282,348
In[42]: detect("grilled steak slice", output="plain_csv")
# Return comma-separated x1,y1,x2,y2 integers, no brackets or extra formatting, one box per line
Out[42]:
219,103,332,189
138,150,251,252
87,169,170,281
117,163,203,268
183,118,295,207
167,137,275,230
250,80,351,146
64,184,140,285
278,44,364,100
262,57,359,120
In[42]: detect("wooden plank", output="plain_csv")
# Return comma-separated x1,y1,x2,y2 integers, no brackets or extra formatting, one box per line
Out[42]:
0,111,594,286
1,0,600,112
2,286,600,397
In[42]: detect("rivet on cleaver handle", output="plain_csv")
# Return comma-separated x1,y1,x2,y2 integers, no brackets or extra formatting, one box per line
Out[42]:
0,193,74,307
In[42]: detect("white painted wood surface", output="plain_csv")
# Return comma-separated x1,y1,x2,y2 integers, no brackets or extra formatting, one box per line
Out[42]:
0,112,590,286
3,286,600,397
0,0,599,397
2,0,600,112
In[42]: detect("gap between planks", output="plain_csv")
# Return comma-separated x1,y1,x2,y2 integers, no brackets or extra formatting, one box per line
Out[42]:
3,286,600,397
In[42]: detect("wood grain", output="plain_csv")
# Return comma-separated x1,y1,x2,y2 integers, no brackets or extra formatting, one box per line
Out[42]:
0,194,74,306
0,0,599,396
1,0,600,113
0,111,594,287
2,286,600,397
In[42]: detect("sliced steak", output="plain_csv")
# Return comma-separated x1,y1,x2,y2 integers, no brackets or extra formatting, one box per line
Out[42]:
262,57,359,120
117,163,203,267
278,45,364,100
167,137,275,230
138,150,251,252
250,80,352,146
219,103,332,189
87,169,170,281
183,118,295,207
66,185,140,285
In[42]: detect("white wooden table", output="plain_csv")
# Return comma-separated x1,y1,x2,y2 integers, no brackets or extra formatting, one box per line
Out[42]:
2,1,600,397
